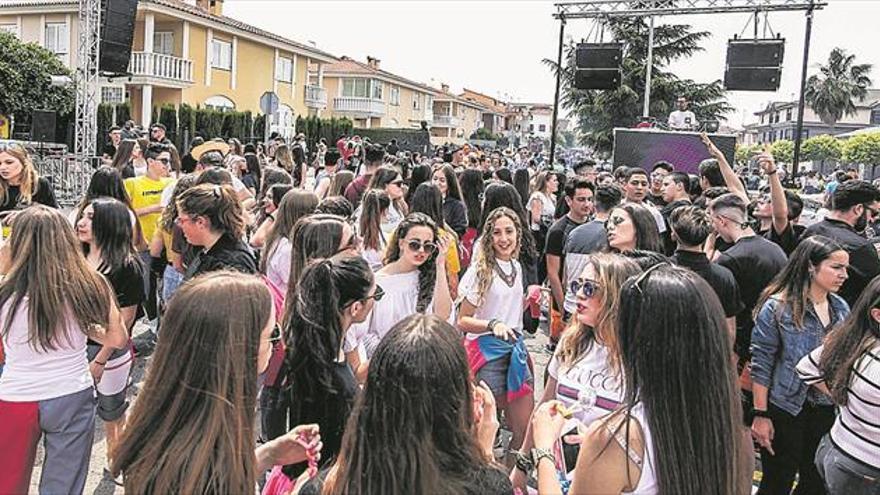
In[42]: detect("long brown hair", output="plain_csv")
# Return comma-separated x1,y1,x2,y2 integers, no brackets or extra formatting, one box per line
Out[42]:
112,271,272,494
0,143,40,206
325,314,493,495
260,189,318,274
471,207,522,306
359,189,390,252
0,206,113,351
557,253,641,373
820,276,880,405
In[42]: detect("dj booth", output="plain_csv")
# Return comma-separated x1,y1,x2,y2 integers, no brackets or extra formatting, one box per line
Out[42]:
612,128,737,175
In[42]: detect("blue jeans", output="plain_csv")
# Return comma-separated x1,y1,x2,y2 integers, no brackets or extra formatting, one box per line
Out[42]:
816,434,880,495
162,264,184,304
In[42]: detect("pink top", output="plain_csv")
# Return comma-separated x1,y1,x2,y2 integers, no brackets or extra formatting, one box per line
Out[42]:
0,297,92,402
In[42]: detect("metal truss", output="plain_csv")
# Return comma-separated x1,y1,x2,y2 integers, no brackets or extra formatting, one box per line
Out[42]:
554,0,826,19
74,0,101,163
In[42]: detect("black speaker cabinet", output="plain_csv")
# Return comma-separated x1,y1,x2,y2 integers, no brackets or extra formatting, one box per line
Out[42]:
727,39,785,68
31,110,57,143
724,67,782,91
99,0,139,74
576,43,623,70
574,69,622,90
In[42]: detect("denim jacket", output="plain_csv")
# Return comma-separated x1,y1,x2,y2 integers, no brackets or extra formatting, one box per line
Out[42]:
750,293,849,416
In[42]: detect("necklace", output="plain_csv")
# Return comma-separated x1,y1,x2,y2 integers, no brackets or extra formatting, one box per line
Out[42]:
494,259,517,288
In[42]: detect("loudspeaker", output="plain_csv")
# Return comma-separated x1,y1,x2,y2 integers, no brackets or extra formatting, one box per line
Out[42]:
724,67,782,91
31,110,57,143
724,38,785,91
99,0,139,74
575,69,621,90
727,39,785,68
575,43,623,69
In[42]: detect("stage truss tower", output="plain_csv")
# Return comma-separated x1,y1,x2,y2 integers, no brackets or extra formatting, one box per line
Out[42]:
75,0,101,164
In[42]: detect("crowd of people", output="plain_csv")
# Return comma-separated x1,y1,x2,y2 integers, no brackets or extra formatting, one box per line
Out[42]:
0,123,878,495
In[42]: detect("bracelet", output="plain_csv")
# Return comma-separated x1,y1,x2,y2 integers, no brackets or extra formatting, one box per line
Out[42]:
514,451,534,474
487,319,499,332
531,447,556,469
766,169,778,175
93,360,107,366
752,408,771,419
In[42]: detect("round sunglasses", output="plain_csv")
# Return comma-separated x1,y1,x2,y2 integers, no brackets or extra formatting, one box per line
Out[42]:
405,239,437,254
570,278,601,299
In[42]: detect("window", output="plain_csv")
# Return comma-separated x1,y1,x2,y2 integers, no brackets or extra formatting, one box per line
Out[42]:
371,80,383,100
0,23,18,38
342,78,369,98
529,124,535,133
101,87,125,104
412,93,420,110
205,95,235,111
153,31,173,55
211,39,232,70
44,22,68,55
426,96,433,111
390,86,400,106
539,124,547,132
275,57,293,82
785,108,793,121
871,108,880,125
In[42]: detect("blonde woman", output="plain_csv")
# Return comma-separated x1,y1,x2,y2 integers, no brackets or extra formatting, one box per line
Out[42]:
0,143,59,235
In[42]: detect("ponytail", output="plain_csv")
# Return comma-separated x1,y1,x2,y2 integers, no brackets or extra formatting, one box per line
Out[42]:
360,189,390,251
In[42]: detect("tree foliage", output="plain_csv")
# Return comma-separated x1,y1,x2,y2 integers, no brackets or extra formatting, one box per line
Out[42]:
0,31,74,118
544,18,733,152
770,139,794,164
842,133,880,166
801,134,843,162
805,48,873,129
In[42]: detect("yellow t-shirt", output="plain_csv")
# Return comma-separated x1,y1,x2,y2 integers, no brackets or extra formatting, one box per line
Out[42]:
439,228,460,276
125,176,171,246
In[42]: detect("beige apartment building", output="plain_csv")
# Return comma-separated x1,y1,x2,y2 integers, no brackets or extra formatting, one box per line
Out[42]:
320,56,437,129
431,84,487,145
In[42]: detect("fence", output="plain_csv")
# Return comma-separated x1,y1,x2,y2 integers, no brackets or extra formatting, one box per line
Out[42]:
33,154,96,208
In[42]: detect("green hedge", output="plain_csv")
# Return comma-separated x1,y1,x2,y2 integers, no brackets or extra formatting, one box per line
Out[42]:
295,115,353,149
353,127,431,152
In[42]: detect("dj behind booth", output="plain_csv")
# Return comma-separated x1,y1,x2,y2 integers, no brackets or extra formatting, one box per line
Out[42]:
612,126,736,176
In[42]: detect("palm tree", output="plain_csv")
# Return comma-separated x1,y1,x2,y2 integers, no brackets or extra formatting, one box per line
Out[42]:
805,48,873,131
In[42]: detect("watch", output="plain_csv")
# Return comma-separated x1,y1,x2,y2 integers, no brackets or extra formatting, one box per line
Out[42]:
752,408,771,419
531,447,556,469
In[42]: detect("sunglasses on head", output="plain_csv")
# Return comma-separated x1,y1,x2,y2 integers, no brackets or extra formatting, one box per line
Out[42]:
406,239,437,254
570,278,601,299
630,262,669,295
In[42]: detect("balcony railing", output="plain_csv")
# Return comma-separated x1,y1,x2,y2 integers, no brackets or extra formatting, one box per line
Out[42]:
305,85,327,108
433,115,461,127
333,96,385,116
129,52,194,84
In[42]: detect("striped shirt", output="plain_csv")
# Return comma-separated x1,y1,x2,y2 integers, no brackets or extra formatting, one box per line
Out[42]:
796,341,880,469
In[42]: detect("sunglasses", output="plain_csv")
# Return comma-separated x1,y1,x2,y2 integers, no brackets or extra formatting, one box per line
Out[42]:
156,157,171,165
604,215,625,230
405,239,437,254
390,179,405,187
345,285,385,308
570,278,601,299
630,262,669,295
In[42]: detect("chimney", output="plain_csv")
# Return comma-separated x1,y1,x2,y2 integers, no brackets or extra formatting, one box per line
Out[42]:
196,0,223,15
441,83,449,93
366,56,381,70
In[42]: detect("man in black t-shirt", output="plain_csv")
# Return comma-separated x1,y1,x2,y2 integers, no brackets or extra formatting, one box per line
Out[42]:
670,205,743,335
800,179,880,306
659,171,692,255
545,178,594,349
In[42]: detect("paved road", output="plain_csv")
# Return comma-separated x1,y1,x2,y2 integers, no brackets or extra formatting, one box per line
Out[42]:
29,322,552,493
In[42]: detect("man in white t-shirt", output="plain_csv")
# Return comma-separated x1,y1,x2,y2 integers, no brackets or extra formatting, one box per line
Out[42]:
667,96,699,131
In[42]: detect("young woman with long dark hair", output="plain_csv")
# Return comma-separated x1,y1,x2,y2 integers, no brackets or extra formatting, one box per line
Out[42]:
0,206,127,495
364,165,407,234
251,182,295,249
71,166,145,248
351,212,452,359
357,189,391,271
260,190,319,294
410,182,461,298
458,168,485,271
529,171,559,278
327,170,355,198
302,314,512,495
111,272,320,495
513,168,530,209
512,253,641,491
281,255,379,481
176,183,257,279
751,235,850,495
75,197,145,476
532,264,748,495
605,203,663,253
432,163,468,237
458,206,536,465
109,139,140,178
405,163,431,205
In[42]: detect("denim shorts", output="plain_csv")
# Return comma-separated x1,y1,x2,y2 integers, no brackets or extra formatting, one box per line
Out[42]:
476,353,534,399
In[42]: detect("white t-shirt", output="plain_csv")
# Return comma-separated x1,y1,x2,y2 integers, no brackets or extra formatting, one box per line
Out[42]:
667,110,698,130
528,192,556,228
547,341,623,428
347,270,433,358
0,298,93,402
265,237,292,296
459,258,524,339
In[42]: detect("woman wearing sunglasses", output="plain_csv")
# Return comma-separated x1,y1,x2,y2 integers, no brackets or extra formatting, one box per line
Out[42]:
364,165,408,236
279,255,379,482
511,253,641,492
605,203,663,254
458,206,537,468
352,212,452,361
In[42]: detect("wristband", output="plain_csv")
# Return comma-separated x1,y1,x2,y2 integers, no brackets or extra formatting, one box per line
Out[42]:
531,447,556,468
487,319,499,332
93,361,107,366
514,451,533,474
752,408,771,419
766,169,778,175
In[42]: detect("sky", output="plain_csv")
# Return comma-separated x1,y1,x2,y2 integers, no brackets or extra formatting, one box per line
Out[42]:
224,0,879,129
